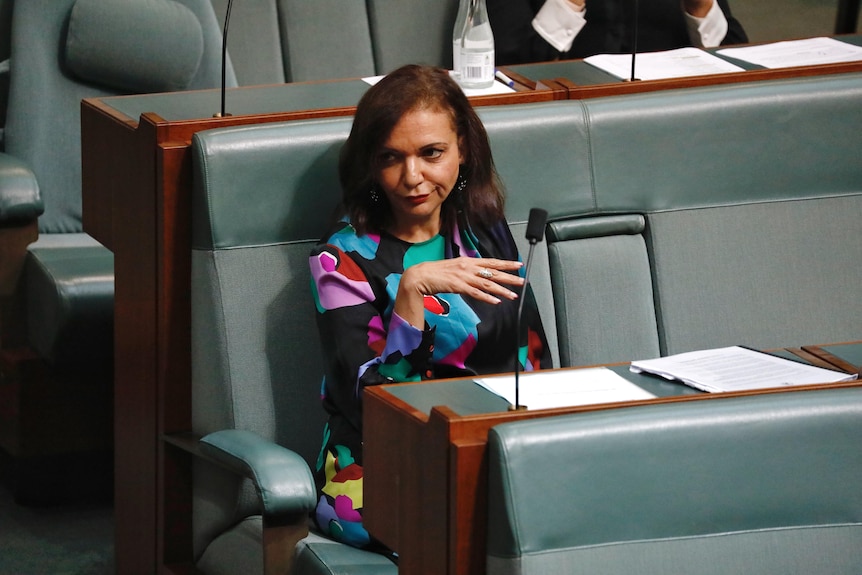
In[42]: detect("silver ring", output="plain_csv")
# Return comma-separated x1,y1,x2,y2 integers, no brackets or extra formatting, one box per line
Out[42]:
477,268,494,279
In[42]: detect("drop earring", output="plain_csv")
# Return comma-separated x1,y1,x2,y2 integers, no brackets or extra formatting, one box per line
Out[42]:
455,172,467,194
369,185,380,204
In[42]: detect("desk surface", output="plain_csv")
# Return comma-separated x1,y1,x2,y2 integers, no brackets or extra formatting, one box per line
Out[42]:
92,35,862,127
365,342,860,575
379,345,861,418
383,364,701,418
506,34,862,85
101,79,370,124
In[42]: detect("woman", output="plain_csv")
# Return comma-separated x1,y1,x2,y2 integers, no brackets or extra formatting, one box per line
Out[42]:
489,0,748,65
308,65,552,551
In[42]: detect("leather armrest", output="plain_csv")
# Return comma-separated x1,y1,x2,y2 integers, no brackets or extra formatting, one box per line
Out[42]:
199,429,317,519
0,153,43,225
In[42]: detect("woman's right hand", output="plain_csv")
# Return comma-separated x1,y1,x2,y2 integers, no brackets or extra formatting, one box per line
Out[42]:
394,257,525,329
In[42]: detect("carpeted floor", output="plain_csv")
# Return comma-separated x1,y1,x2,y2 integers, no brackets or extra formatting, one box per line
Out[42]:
0,455,113,575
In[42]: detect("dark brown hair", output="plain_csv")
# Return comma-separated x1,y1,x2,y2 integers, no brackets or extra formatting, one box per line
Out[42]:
338,64,505,235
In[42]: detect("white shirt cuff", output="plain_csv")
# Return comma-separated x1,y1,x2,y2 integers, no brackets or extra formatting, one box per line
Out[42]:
532,0,587,54
684,1,729,48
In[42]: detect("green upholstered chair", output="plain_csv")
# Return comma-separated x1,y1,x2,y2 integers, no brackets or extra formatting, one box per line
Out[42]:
184,100,595,573
366,0,461,73
545,214,661,367
486,386,862,574
0,0,233,502
208,0,459,85
210,0,377,84
189,119,398,574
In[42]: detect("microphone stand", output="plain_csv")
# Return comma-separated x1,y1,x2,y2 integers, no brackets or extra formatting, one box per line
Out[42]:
511,208,547,411
215,0,234,117
512,239,537,411
628,0,640,82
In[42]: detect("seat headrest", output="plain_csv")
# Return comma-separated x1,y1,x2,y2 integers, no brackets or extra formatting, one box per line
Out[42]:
65,0,205,93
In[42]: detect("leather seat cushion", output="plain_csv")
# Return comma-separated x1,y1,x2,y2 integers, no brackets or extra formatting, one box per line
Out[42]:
25,234,113,368
65,0,204,93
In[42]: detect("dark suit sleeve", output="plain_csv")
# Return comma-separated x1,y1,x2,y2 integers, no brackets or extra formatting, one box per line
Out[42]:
488,0,566,65
717,0,748,45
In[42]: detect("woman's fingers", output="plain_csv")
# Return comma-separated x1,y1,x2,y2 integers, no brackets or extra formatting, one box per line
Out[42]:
448,258,525,302
402,257,524,303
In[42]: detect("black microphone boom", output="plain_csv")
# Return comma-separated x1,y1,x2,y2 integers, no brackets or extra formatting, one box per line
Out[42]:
216,0,234,118
513,208,548,410
629,0,640,82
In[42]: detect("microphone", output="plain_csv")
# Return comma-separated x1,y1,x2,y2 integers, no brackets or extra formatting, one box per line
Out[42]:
628,0,640,82
512,208,548,411
215,0,235,118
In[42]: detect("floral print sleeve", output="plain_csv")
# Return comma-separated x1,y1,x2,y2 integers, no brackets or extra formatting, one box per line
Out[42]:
309,225,437,427
307,217,551,550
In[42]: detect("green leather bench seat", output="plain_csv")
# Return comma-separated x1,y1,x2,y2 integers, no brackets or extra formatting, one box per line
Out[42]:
486,387,862,574
188,71,862,572
24,234,113,367
570,72,862,359
190,118,397,573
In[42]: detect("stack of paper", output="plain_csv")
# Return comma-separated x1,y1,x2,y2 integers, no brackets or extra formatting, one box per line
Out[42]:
630,346,857,393
717,37,862,69
584,47,745,81
474,367,655,410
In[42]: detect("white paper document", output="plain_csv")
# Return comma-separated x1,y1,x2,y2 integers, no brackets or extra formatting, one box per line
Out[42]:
630,346,857,393
717,37,862,69
474,367,655,410
584,47,745,81
363,73,515,96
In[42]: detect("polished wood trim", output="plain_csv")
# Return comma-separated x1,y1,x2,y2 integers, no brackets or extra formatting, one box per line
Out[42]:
802,344,862,376
786,347,842,370
497,67,537,91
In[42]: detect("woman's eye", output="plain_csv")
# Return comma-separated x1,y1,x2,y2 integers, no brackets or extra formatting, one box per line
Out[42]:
424,148,444,159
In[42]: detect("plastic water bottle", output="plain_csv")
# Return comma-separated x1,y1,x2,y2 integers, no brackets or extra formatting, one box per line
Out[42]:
457,0,495,89
452,0,469,77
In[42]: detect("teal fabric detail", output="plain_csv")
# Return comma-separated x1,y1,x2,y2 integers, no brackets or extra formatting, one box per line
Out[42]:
518,345,527,370
378,357,420,382
310,275,325,314
331,224,380,261
402,234,445,269
315,423,331,472
332,444,355,468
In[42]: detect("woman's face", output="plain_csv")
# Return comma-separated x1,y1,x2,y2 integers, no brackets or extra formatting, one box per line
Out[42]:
376,106,464,242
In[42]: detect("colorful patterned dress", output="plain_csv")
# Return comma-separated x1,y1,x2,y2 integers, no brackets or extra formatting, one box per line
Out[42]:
308,213,551,549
